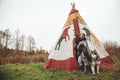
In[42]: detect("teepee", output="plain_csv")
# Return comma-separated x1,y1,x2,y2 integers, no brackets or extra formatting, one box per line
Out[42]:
44,3,115,71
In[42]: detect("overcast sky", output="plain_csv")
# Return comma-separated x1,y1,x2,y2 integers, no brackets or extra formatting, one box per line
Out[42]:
0,0,120,50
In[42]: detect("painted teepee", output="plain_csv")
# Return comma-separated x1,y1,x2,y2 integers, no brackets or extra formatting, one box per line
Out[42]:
44,3,115,71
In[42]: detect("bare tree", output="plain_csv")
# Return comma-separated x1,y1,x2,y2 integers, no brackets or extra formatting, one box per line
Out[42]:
15,29,20,51
3,29,11,54
19,34,25,50
27,35,36,55
0,30,5,47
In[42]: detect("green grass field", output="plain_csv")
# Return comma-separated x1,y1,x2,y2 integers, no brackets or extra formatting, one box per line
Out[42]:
0,56,120,80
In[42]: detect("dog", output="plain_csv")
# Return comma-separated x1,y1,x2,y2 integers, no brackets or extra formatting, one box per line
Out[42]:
90,50,100,75
77,42,89,73
78,51,89,73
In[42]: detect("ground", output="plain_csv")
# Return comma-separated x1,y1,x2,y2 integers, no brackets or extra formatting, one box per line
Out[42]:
0,56,120,80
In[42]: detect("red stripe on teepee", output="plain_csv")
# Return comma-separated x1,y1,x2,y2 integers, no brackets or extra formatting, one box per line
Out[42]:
69,9,78,15
73,18,80,36
100,56,115,68
44,57,79,71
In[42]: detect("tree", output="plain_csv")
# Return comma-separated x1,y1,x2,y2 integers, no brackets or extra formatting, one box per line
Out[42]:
27,35,36,55
15,29,20,51
19,34,25,50
14,29,26,52
0,30,5,55
3,29,11,54
0,30,5,47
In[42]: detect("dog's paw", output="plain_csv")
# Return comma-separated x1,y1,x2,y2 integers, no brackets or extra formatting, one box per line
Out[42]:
93,73,95,75
97,72,99,74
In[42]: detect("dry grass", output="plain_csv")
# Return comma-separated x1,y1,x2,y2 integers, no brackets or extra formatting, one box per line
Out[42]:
0,49,48,65
104,41,120,57
0,55,46,65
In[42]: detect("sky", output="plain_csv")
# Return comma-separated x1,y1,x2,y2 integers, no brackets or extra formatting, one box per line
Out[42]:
0,0,120,50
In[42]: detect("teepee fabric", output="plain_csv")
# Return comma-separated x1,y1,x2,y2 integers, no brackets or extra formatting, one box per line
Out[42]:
44,4,115,71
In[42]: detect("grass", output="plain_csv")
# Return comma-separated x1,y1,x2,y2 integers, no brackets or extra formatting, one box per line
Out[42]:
0,56,120,80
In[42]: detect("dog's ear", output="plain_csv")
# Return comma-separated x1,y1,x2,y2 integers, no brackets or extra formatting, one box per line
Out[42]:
94,50,97,53
91,50,93,53
94,50,98,55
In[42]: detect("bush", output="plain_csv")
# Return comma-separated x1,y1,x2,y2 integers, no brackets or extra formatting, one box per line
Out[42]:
0,49,49,65
104,41,120,57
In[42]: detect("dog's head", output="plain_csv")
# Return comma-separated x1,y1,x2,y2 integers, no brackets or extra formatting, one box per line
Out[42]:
91,50,97,55
91,50,100,61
